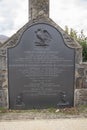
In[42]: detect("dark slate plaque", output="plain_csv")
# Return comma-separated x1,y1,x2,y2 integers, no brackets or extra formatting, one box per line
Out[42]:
8,23,75,109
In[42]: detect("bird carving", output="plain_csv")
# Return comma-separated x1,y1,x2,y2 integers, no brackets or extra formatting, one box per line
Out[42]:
35,29,52,46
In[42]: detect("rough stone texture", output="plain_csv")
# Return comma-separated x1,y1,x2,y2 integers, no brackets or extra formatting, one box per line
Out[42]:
0,0,87,108
75,89,87,106
76,63,87,89
29,0,49,20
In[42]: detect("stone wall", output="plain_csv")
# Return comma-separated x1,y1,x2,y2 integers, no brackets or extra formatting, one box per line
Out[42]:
75,62,87,106
75,89,87,106
0,48,8,108
29,0,49,20
0,0,87,108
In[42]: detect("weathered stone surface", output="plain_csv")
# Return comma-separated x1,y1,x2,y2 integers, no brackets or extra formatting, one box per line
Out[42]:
78,67,84,77
76,77,84,89
83,79,87,88
29,0,49,20
0,89,8,107
75,89,87,105
0,0,87,108
0,17,83,108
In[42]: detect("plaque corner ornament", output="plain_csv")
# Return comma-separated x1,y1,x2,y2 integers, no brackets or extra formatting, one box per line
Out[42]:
35,28,52,46
57,91,69,107
15,93,25,108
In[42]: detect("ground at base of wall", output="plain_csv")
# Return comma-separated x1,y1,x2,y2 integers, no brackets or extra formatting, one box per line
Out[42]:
0,106,87,120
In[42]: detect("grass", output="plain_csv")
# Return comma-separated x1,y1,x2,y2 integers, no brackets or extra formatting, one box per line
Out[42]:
77,105,87,113
0,106,87,115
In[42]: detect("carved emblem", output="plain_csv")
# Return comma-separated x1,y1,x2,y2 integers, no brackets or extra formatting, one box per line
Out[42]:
57,91,69,107
15,93,24,106
35,29,52,46
60,91,67,103
16,96,22,105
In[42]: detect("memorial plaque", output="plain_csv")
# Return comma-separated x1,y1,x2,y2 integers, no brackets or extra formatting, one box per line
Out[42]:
8,23,75,109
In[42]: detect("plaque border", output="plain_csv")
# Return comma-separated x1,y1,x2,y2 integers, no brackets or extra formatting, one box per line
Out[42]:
7,22,75,109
